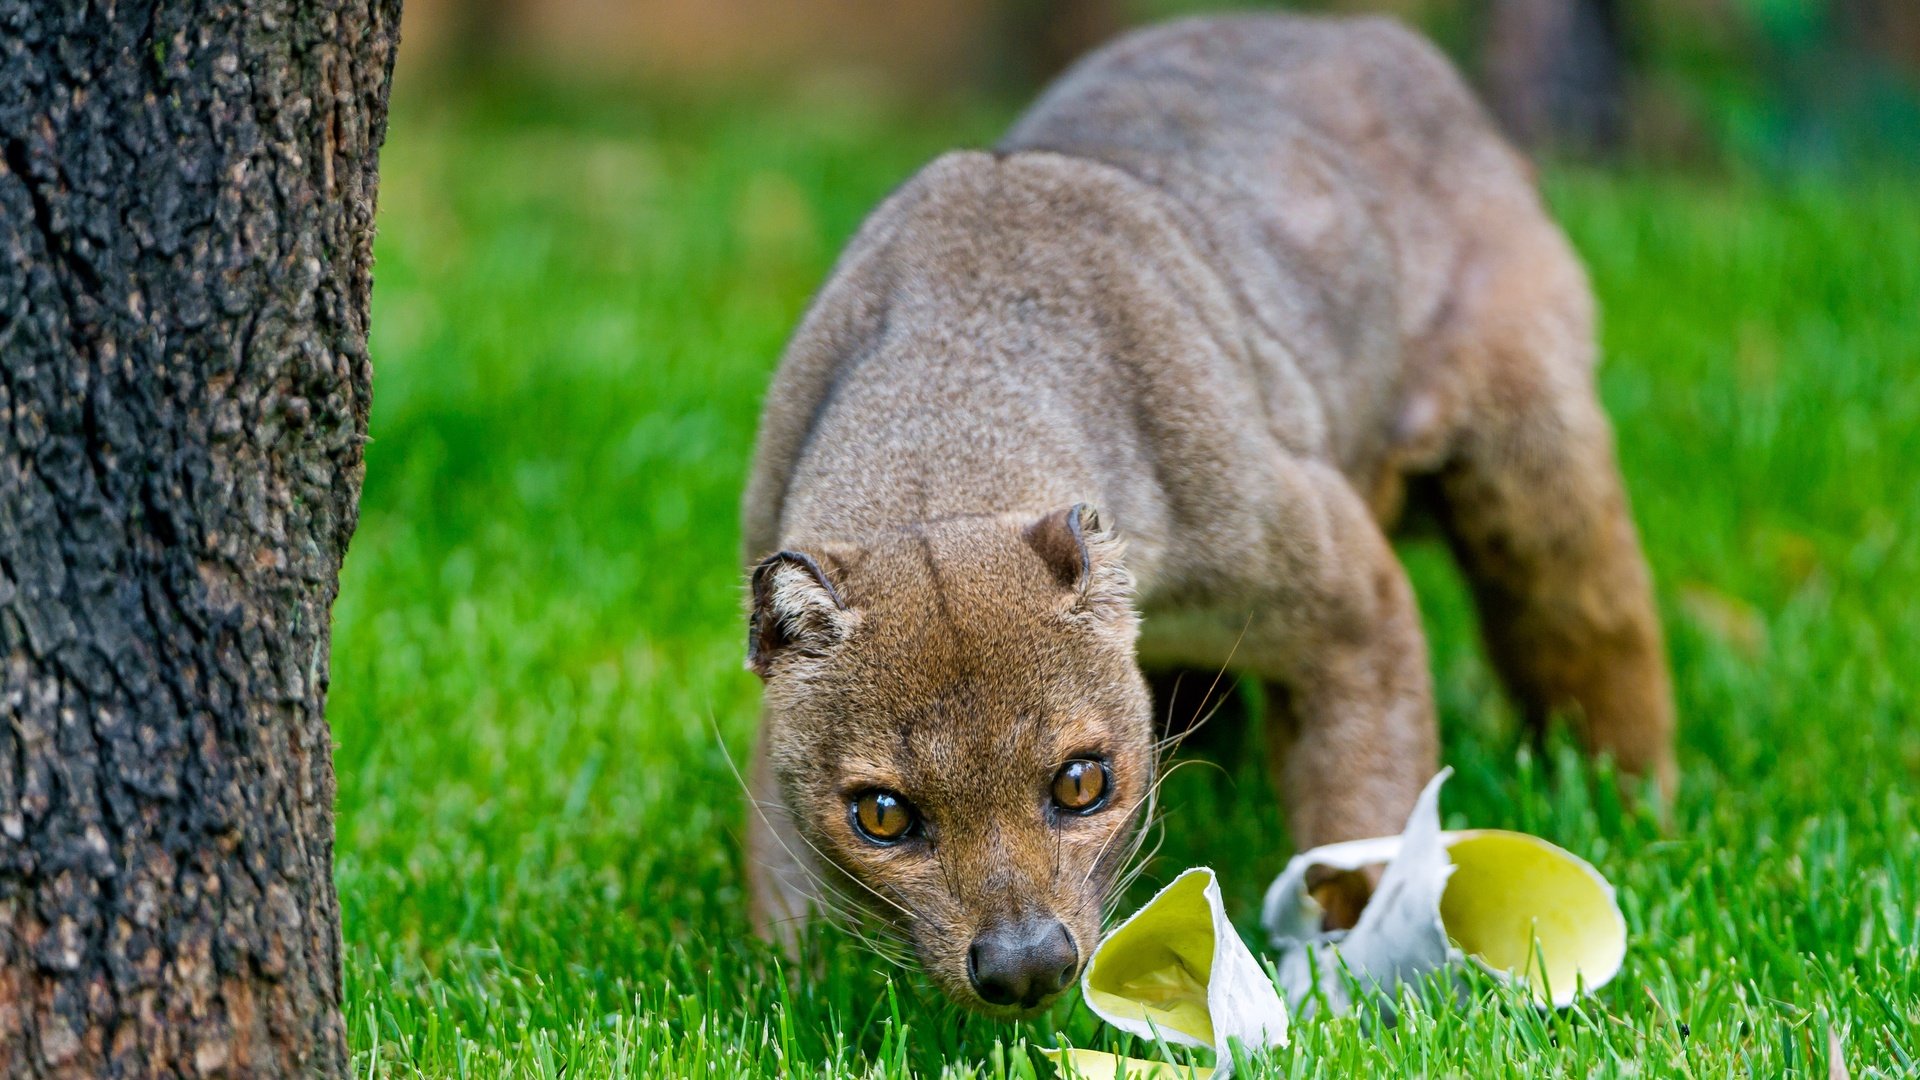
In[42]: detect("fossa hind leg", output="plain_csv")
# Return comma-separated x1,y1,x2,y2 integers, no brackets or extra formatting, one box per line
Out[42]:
1433,227,1676,796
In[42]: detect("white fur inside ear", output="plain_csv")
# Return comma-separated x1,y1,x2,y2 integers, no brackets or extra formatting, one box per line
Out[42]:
1074,513,1138,630
768,563,849,645
750,554,857,674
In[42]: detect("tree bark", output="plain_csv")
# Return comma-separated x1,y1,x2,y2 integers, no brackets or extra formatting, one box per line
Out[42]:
0,1,399,1075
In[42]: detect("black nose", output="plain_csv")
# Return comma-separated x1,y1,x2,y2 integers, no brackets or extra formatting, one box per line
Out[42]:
967,917,1078,1009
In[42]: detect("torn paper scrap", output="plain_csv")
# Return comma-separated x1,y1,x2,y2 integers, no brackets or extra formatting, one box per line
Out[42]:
1260,768,1626,1011
1078,867,1287,1073
1041,1047,1214,1080
1261,768,1456,1015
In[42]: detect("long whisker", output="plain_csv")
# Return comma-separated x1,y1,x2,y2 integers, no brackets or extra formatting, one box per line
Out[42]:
1080,750,1191,897
719,738,874,922
1087,753,1224,926
807,869,932,963
737,787,925,967
745,840,916,967
760,906,916,966
1151,683,1236,755
1081,789,1151,895
741,794,893,923
1084,746,1220,895
708,710,925,931
1089,615,1258,916
1151,613,1254,756
1103,826,1166,923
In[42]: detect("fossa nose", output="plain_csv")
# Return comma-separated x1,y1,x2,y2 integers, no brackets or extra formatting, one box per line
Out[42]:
967,916,1078,1010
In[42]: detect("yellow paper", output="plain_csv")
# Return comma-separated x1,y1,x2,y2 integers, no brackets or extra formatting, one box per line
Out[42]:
1083,871,1219,1046
1076,868,1288,1078
1260,769,1627,1011
1437,830,1626,1006
1042,1047,1214,1079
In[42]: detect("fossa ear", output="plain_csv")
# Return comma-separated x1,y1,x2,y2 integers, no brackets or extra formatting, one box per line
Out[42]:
1023,503,1134,624
747,549,856,677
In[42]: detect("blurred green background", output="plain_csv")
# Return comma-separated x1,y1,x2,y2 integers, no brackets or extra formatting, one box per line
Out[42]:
333,2,1920,1075
398,0,1920,167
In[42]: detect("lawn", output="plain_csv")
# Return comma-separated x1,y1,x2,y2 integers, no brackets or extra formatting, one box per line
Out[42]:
331,81,1920,1076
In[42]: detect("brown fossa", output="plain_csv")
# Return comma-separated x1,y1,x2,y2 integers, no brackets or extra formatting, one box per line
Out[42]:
740,13,1674,1017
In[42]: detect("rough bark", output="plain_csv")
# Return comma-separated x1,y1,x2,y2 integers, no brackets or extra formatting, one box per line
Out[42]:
0,1,400,1075
1483,0,1628,155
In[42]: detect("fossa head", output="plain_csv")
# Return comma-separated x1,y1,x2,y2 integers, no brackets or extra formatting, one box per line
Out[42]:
748,505,1153,1014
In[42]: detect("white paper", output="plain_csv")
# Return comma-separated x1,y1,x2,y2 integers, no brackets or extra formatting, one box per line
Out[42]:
1260,769,1456,1015
1260,768,1626,1012
1062,768,1628,1074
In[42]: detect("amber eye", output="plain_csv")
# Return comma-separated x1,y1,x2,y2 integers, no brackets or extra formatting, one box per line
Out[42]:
851,790,917,845
1051,759,1111,815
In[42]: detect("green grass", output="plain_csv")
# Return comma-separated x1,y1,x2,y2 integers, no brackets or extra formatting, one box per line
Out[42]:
334,83,1920,1076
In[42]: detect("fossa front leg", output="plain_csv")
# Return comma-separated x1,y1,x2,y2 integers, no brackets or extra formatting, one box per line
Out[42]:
1249,463,1439,928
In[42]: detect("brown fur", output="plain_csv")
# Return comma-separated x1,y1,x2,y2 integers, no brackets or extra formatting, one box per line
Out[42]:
740,12,1675,1015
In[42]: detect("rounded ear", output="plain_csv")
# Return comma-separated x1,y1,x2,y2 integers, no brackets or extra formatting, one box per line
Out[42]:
1023,503,1133,622
747,550,855,678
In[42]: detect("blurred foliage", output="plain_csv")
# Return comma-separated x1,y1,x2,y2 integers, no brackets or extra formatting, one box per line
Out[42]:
1114,0,1920,168
399,0,1919,169
1626,0,1920,167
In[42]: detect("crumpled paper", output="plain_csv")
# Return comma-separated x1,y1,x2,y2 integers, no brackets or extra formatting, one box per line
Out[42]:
1040,1048,1212,1080
1258,769,1456,1017
1261,768,1625,1012
1052,868,1286,1078
1049,768,1626,1075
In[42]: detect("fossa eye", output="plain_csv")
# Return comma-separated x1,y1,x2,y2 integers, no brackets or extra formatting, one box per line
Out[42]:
1051,759,1110,814
851,790,918,844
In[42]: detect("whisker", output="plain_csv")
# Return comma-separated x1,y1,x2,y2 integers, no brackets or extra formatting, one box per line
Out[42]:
1081,788,1150,894
1150,613,1254,756
1099,810,1160,910
1151,685,1235,755
1090,618,1257,918
1090,753,1225,922
1079,752,1189,896
1102,826,1166,924
708,709,924,931
752,866,915,969
734,784,887,927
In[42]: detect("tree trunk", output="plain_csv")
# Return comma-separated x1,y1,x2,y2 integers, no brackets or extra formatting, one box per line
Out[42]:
1841,0,1920,72
990,0,1123,92
1483,0,1628,156
0,1,400,1075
